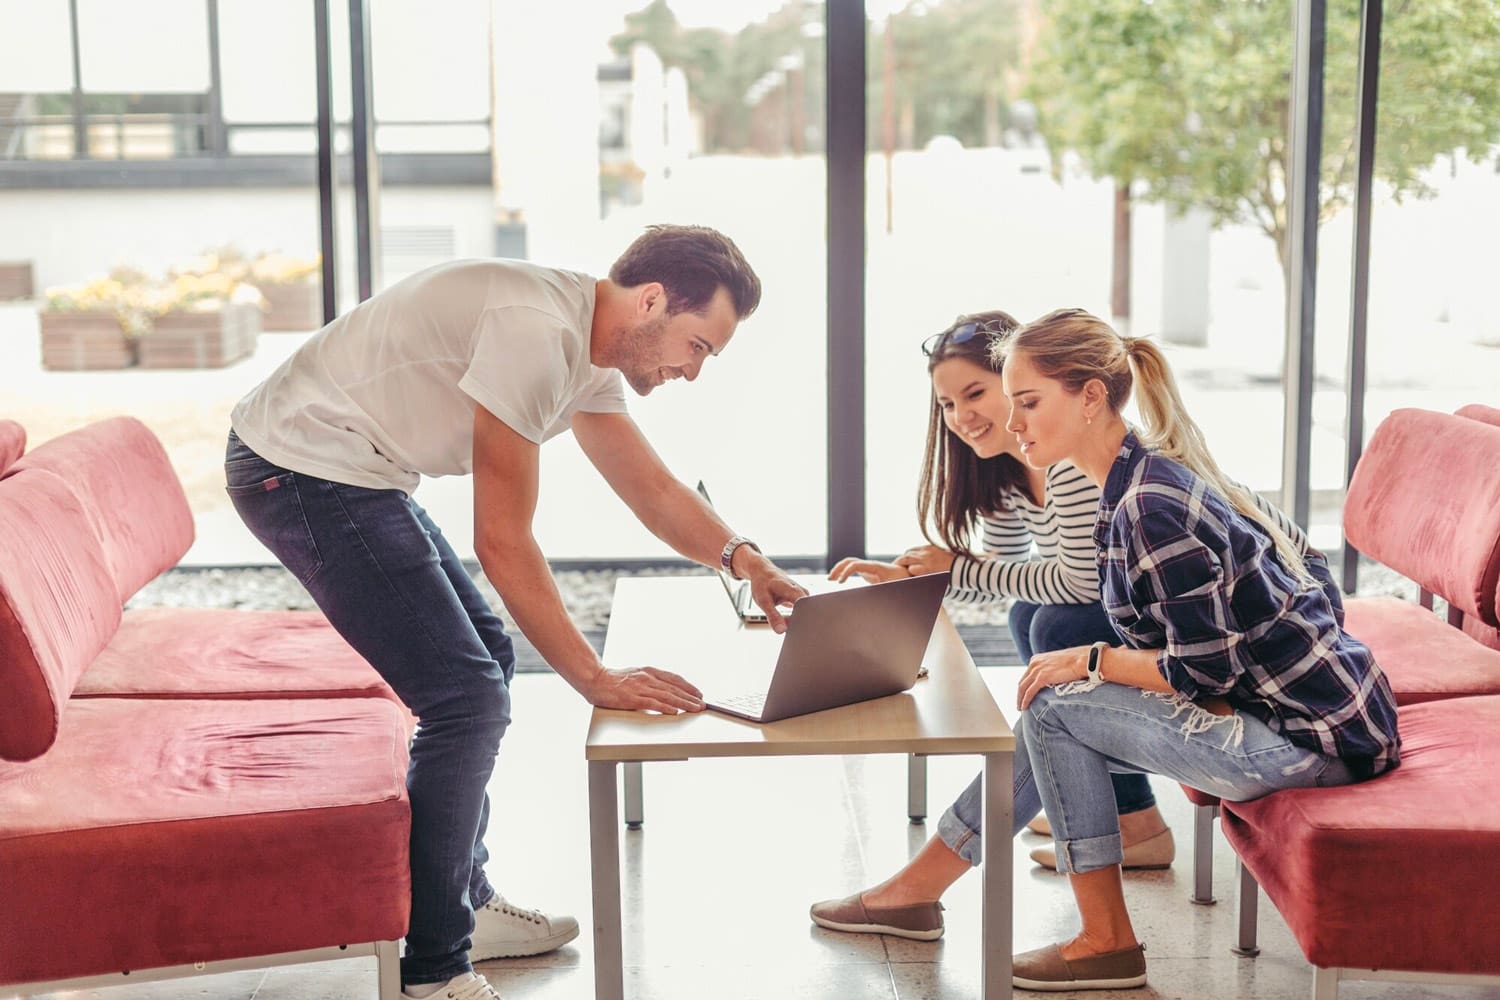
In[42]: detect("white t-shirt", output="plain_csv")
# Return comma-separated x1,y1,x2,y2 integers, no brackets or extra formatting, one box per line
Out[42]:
231,258,628,494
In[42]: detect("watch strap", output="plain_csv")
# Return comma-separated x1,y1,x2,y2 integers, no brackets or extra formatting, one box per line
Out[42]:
720,535,760,579
1086,641,1108,682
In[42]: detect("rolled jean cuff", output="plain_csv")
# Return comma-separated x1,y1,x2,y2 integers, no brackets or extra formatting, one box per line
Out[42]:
937,806,983,867
1054,831,1123,875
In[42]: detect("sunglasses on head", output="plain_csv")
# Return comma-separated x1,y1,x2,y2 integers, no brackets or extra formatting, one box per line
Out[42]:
921,317,1010,357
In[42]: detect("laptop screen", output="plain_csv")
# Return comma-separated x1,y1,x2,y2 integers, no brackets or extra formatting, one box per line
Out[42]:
696,480,753,613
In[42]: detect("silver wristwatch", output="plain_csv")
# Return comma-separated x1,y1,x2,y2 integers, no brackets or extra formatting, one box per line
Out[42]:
719,535,761,579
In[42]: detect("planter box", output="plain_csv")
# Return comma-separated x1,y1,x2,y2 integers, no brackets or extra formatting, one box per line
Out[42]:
40,311,136,370
137,302,261,369
260,281,322,331
0,261,34,301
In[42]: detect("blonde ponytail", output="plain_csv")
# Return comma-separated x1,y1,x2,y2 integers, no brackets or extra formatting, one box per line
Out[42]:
1123,336,1311,579
1002,310,1312,580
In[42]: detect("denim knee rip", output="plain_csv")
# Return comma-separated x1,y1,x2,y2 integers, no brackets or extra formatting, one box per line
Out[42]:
1051,679,1247,752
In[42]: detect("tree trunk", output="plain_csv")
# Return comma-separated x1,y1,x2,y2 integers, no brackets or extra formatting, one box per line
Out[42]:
983,89,1002,148
1111,182,1131,329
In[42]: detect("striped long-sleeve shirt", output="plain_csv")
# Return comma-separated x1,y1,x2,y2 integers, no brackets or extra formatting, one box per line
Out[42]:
947,461,1100,606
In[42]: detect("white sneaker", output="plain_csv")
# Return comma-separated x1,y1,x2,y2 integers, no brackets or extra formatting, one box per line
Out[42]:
470,895,580,960
402,971,503,1000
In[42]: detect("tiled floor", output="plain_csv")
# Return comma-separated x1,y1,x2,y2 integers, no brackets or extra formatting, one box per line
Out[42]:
15,669,1500,1000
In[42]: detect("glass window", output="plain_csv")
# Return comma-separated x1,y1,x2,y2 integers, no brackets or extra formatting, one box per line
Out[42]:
76,0,209,93
865,0,1317,556
0,2,325,565
0,0,73,92
405,1,829,561
1317,1,1500,560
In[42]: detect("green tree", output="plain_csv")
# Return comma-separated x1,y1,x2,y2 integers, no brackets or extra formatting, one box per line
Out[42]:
868,0,1025,151
1029,0,1500,291
611,0,825,153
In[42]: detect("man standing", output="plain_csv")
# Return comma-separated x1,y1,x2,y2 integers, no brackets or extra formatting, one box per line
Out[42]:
225,225,806,1000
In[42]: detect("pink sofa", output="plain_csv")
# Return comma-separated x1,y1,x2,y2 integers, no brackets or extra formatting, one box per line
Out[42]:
0,417,411,997
1181,405,1500,904
1204,408,1500,998
1454,403,1500,650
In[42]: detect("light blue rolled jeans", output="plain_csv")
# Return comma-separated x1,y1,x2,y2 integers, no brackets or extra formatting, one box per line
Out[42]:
936,680,1358,874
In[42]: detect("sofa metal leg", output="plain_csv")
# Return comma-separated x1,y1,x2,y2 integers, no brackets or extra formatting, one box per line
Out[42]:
623,761,643,830
1190,802,1217,904
375,939,401,1000
1312,966,1340,1000
907,753,927,823
1232,858,1260,956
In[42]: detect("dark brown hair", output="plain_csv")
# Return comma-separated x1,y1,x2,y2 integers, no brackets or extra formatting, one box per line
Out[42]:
917,310,1026,553
608,224,762,319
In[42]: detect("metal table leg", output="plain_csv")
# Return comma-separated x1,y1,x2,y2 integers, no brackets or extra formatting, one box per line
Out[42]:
981,750,1014,1000
907,753,927,822
624,760,644,829
589,760,624,1000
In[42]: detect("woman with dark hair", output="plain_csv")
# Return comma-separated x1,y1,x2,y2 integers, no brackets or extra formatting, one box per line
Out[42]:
813,308,1400,992
830,311,1174,872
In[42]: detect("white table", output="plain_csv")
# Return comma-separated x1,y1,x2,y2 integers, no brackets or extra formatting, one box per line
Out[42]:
585,576,1017,1000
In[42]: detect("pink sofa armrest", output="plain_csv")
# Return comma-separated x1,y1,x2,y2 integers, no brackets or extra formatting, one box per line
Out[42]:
0,468,121,761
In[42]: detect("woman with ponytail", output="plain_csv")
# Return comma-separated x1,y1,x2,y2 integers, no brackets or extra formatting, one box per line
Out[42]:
828,310,1175,872
810,309,1399,993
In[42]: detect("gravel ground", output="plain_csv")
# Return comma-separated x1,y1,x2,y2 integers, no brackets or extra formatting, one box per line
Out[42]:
127,556,1424,631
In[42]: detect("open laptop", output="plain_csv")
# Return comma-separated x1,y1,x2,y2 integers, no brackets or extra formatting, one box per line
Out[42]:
701,571,949,723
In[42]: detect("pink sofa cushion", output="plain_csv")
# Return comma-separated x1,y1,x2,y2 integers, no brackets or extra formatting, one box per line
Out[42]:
1343,595,1500,702
0,468,121,762
0,696,411,986
1182,595,1500,809
1221,695,1500,975
0,419,23,473
1344,409,1500,627
75,607,397,701
12,416,194,603
1463,615,1500,652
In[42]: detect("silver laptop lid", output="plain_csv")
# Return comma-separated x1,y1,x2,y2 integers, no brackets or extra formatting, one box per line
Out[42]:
756,571,949,722
695,480,765,622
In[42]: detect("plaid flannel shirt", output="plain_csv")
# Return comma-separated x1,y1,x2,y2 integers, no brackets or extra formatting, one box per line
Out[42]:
1095,431,1400,778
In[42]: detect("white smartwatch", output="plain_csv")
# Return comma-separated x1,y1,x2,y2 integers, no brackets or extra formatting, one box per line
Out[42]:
1086,641,1109,683
719,535,761,579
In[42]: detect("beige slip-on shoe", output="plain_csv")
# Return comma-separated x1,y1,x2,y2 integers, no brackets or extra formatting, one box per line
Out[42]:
809,892,944,941
1029,827,1175,871
1026,814,1051,836
1012,941,1147,991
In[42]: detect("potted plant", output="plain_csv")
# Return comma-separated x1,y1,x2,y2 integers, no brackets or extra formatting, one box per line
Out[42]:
0,260,34,301
250,252,322,331
39,272,145,370
136,262,266,370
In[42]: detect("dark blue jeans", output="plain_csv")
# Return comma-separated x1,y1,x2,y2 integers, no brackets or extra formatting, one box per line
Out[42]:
1008,600,1156,815
226,431,513,986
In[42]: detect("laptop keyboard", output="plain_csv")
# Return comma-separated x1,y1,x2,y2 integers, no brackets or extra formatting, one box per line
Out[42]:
714,692,767,716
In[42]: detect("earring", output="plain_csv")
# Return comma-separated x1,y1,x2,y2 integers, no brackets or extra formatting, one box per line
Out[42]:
1087,415,1093,426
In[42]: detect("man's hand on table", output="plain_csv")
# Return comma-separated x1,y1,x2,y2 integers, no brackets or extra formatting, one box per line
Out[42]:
586,666,705,715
